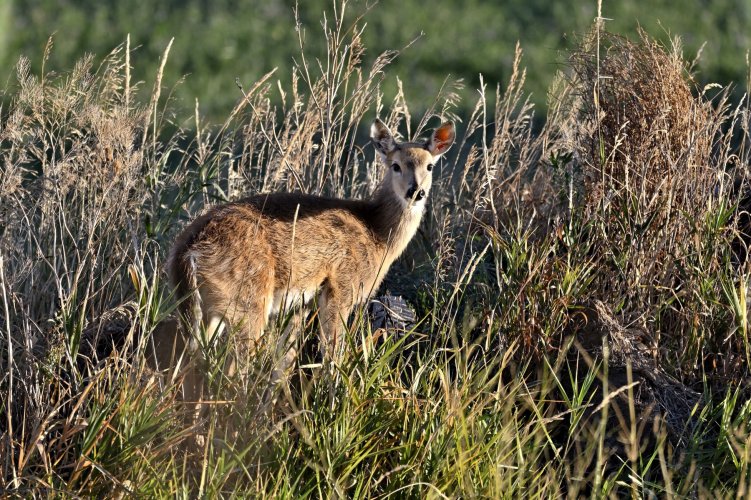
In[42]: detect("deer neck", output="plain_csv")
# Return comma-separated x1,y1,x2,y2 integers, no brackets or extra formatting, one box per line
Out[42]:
370,183,425,263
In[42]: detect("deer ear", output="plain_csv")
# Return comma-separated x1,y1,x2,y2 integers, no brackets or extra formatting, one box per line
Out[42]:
425,122,455,158
371,118,397,160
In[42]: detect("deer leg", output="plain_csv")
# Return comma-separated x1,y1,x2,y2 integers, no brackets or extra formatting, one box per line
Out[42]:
261,311,303,414
224,289,273,377
317,282,355,410
318,281,355,362
179,311,227,425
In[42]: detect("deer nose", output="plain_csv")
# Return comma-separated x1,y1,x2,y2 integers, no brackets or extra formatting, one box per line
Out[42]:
406,185,426,201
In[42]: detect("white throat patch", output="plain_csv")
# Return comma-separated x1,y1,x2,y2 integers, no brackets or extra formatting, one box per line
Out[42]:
404,196,426,215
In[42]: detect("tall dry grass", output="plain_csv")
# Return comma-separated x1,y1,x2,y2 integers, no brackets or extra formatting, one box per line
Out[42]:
1,3,751,496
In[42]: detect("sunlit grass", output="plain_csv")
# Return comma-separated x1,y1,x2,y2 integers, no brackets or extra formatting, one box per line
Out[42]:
1,2,750,497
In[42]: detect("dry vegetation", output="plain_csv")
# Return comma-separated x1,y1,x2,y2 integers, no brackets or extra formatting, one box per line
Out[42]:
1,5,751,497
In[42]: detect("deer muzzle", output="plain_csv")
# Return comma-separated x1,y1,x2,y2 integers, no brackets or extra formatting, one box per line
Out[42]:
406,185,426,201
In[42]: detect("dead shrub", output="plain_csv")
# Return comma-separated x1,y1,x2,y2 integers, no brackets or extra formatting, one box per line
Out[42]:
566,30,729,306
571,29,717,220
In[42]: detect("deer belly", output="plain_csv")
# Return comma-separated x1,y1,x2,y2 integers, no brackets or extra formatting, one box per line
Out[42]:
270,287,319,317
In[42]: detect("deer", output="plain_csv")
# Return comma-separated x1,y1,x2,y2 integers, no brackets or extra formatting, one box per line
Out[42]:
158,118,455,407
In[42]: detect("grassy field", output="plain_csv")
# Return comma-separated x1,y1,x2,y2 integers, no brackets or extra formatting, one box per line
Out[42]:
2,4,751,497
4,0,750,122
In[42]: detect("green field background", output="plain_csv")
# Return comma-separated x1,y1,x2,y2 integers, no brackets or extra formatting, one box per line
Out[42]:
2,0,749,121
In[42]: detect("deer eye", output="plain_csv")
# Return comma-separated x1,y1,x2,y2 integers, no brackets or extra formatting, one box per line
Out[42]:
392,163,401,173
427,164,434,172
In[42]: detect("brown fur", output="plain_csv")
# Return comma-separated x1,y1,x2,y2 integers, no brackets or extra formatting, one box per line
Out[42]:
164,119,455,386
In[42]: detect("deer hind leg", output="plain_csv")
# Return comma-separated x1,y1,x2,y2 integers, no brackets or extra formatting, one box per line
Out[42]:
151,305,221,428
179,277,253,412
316,280,356,411
262,309,304,414
147,316,199,419
318,280,355,362
179,306,228,421
222,297,271,378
